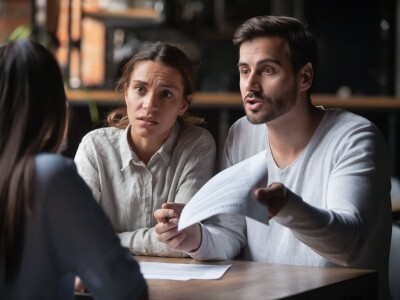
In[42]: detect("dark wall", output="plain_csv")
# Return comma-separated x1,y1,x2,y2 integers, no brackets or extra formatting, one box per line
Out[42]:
65,0,399,176
304,0,395,95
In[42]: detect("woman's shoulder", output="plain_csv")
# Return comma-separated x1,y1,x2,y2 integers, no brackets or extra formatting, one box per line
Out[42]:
35,153,74,171
34,153,96,210
179,124,214,141
34,153,77,183
178,125,216,150
80,127,124,144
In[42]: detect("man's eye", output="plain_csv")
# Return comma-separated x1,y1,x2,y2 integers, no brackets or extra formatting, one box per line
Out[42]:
240,68,250,76
263,66,274,74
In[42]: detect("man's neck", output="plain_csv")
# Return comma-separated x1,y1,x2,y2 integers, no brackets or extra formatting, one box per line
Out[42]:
267,104,324,169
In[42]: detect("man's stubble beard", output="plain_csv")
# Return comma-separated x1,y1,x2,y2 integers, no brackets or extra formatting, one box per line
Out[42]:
244,91,297,125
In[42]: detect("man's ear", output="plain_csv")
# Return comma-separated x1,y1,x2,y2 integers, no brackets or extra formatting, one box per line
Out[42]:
299,63,313,92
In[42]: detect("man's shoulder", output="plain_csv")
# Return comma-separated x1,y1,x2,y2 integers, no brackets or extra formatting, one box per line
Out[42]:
227,116,262,137
325,108,372,126
319,108,385,150
229,116,267,139
222,117,267,167
231,116,256,129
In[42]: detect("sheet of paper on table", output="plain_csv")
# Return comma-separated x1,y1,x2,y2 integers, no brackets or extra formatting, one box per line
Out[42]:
178,150,269,231
139,262,231,281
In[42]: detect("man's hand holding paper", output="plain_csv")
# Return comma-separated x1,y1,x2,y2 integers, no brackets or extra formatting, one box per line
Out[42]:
154,150,293,253
178,150,271,231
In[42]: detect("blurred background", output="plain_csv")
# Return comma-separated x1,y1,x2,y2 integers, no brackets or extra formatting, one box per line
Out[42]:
2,3,400,297
1,0,393,94
1,0,400,176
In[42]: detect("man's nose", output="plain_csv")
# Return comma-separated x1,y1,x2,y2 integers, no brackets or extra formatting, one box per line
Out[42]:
245,72,261,91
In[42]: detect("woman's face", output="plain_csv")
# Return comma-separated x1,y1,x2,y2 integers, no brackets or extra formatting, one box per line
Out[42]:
125,60,189,144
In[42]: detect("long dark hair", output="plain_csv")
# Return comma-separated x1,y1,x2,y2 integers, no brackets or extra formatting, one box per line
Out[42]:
108,41,203,128
0,39,67,280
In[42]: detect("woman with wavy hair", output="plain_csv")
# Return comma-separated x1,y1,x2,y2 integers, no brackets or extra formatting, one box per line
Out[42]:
75,42,216,257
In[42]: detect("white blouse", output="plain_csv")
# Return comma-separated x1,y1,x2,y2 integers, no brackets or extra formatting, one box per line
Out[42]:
75,122,216,257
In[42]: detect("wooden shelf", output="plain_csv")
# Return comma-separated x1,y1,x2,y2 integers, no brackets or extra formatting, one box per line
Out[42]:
66,89,400,110
66,89,400,175
82,7,163,27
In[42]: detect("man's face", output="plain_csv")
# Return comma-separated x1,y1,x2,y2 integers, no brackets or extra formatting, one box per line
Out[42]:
238,36,299,124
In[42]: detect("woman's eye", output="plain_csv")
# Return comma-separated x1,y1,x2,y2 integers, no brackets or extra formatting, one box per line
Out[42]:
135,86,146,94
161,91,173,98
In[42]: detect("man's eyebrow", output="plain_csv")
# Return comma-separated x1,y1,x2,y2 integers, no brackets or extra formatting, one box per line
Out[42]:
237,58,281,68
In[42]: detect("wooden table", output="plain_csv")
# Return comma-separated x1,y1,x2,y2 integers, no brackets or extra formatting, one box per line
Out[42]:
133,256,378,300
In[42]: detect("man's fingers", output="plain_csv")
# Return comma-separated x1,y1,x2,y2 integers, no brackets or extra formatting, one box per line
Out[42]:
254,183,287,217
254,187,271,206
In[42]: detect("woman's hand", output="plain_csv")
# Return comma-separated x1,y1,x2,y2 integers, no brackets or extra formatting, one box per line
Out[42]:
154,203,202,252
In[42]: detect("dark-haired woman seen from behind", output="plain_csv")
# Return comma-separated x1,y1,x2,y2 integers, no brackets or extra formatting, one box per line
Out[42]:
0,39,147,300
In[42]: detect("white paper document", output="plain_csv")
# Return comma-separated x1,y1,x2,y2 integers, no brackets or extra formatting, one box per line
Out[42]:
178,150,269,231
139,262,231,281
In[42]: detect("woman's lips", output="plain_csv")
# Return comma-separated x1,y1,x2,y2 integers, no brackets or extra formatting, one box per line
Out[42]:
137,116,158,126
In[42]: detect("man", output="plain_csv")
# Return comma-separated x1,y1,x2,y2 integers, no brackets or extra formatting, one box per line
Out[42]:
154,15,392,299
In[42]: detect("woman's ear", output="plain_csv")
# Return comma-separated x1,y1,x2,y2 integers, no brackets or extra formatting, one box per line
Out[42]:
179,95,191,115
299,63,313,92
124,83,129,104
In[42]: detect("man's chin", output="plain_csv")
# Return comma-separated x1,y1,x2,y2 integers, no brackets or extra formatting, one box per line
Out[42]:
246,112,268,125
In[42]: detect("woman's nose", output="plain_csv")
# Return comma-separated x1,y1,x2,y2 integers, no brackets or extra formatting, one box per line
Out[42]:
142,94,158,111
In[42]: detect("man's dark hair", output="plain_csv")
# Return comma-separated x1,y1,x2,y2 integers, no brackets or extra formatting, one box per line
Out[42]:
233,15,319,76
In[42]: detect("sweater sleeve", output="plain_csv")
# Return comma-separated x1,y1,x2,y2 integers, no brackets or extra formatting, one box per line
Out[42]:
74,138,102,201
274,124,392,266
188,214,247,261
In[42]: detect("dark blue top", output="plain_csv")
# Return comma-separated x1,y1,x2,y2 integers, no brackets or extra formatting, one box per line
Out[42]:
1,154,146,300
